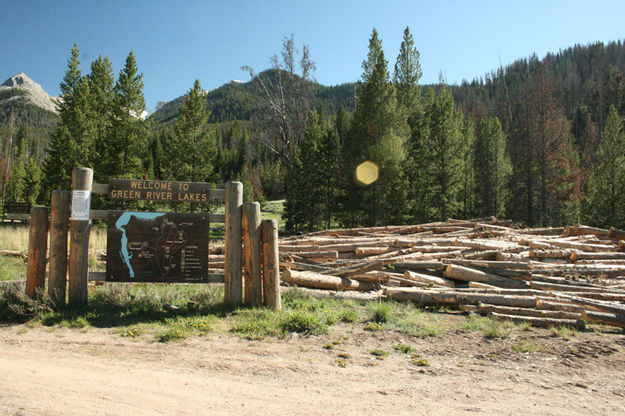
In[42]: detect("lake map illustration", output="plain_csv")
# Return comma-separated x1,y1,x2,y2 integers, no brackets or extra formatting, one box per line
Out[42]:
106,211,209,282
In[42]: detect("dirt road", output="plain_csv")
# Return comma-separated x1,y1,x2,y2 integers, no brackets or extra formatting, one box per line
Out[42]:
1,324,624,415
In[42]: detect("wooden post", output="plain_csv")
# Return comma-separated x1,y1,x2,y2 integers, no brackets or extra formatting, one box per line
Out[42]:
224,181,243,306
261,219,281,310
242,202,262,306
25,207,48,299
48,190,70,305
68,167,93,305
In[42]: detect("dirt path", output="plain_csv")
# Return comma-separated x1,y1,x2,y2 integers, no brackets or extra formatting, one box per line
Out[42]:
1,325,624,415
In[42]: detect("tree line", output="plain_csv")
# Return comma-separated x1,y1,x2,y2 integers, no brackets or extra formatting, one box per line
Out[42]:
284,31,625,232
3,33,625,232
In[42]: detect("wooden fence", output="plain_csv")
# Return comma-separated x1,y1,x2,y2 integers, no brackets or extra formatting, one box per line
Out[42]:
25,167,280,309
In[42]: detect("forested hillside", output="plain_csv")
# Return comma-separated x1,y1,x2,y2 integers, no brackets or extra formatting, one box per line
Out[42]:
0,85,59,207
2,35,625,231
151,69,356,125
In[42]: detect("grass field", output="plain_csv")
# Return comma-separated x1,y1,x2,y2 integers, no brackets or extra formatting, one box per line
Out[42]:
1,278,557,346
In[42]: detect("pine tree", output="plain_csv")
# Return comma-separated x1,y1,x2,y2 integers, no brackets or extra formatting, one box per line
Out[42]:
319,126,341,229
583,106,625,227
421,84,465,221
529,63,581,225
340,29,410,226
88,55,115,181
163,79,216,182
7,136,27,201
393,26,422,116
473,116,509,217
105,51,147,178
23,156,42,205
43,44,92,192
405,102,431,223
284,110,326,232
459,117,476,217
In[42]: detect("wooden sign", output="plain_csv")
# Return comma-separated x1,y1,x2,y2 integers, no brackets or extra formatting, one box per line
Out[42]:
108,179,212,202
106,211,209,283
5,201,31,214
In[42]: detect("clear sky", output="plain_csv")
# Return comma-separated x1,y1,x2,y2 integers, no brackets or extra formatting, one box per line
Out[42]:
2,0,624,112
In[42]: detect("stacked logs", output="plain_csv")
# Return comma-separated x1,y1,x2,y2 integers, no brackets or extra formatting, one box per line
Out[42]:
279,219,625,330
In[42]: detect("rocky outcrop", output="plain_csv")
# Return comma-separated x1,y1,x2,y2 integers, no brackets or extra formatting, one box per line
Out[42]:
0,73,60,114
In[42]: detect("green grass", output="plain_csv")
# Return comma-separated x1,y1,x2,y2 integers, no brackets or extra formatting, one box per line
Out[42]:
0,256,26,282
393,343,416,354
370,349,388,357
549,325,577,339
231,289,366,339
372,302,446,337
261,200,285,232
155,328,187,342
2,273,587,352
369,301,391,323
513,338,540,353
464,313,518,338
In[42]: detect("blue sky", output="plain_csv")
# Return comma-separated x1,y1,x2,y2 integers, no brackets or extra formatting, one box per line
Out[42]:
2,0,624,111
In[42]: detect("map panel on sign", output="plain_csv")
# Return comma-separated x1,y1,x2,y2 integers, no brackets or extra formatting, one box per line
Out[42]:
106,211,209,283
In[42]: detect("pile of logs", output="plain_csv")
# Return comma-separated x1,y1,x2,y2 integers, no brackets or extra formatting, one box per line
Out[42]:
278,219,625,330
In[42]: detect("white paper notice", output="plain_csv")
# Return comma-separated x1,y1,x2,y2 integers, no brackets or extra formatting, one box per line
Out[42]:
71,190,91,221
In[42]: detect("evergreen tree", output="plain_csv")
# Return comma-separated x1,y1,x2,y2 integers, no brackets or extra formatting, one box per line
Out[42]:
105,51,147,178
335,105,351,144
284,110,326,232
23,156,42,205
583,106,625,227
393,26,422,116
43,44,96,191
7,136,27,201
405,102,431,223
459,117,476,217
340,29,410,226
420,84,464,221
88,55,115,181
473,116,509,217
163,79,216,182
529,63,581,225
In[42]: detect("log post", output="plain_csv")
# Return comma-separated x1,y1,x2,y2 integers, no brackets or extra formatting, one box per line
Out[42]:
242,202,262,306
25,207,48,299
261,219,281,310
48,190,70,305
68,167,93,305
224,181,243,306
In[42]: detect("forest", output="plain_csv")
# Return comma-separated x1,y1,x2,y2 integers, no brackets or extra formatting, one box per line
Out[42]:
1,29,625,232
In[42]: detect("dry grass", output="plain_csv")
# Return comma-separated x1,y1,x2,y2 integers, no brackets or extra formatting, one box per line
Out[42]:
0,225,30,251
0,226,108,279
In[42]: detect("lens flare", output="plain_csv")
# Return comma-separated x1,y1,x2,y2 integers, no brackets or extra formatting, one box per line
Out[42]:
355,161,379,185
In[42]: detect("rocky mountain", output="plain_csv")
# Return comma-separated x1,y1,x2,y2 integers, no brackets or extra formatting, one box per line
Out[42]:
0,73,60,114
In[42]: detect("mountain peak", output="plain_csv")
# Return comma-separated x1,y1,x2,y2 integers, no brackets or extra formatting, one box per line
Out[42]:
0,73,59,114
2,72,35,88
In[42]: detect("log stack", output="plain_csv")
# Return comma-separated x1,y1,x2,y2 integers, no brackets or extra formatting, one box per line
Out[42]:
278,218,625,330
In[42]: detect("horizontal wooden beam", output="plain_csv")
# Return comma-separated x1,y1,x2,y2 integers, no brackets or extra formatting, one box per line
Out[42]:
91,183,109,194
2,213,30,220
91,183,225,201
88,271,105,281
89,209,225,223
88,271,224,284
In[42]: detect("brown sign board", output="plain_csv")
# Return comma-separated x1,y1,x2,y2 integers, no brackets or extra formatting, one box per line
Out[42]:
108,179,212,202
106,211,209,283
5,201,31,214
